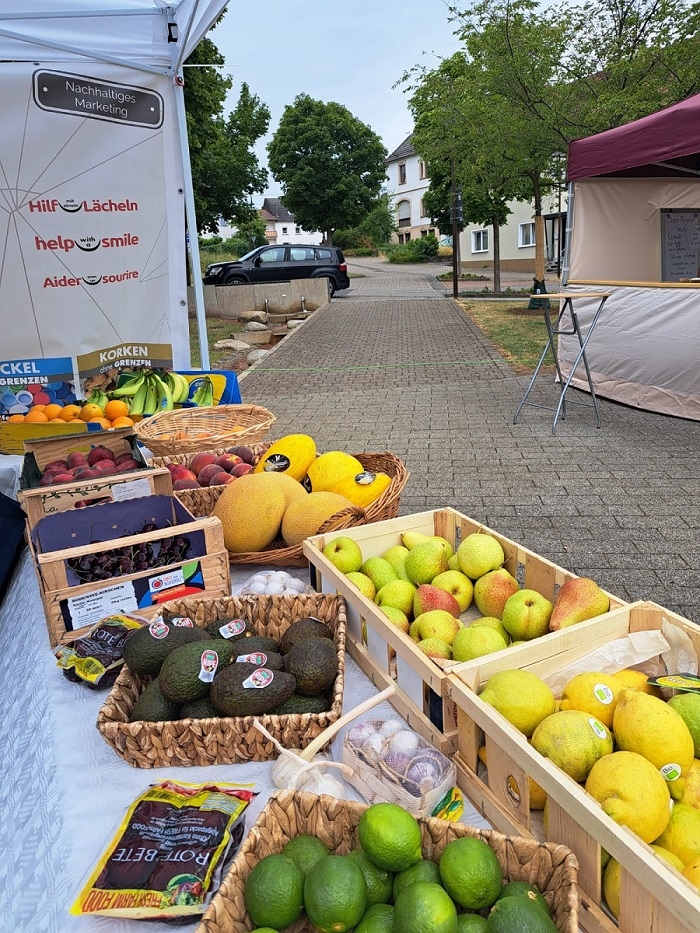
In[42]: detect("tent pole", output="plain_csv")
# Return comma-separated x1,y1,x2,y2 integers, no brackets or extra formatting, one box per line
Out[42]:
173,71,210,371
561,182,574,286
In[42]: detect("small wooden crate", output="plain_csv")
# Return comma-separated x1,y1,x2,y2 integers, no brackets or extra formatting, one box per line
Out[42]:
445,600,700,933
28,494,230,646
195,789,580,933
19,427,172,530
303,508,626,756
97,593,346,768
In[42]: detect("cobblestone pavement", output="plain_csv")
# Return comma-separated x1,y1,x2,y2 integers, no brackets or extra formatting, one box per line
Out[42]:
238,257,700,623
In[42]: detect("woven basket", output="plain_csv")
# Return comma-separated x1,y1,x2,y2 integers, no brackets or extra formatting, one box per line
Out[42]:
96,593,346,768
195,790,580,933
149,448,410,566
134,404,276,456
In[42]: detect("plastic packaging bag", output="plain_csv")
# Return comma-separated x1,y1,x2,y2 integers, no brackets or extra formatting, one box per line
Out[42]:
234,569,315,597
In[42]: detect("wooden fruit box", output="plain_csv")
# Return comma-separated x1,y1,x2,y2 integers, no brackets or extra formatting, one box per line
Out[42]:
97,593,346,768
195,789,580,933
445,600,700,933
27,494,230,646
19,427,172,530
303,508,626,757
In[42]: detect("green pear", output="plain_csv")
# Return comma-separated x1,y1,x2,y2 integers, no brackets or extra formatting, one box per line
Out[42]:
379,605,410,634
360,556,399,592
456,532,504,579
431,569,474,612
381,544,411,581
416,637,452,659
346,571,376,601
401,531,454,560
549,577,610,630
473,568,519,619
447,553,461,571
375,579,417,617
404,540,449,585
502,589,553,640
415,609,461,645
471,616,511,644
322,535,363,574
409,619,422,641
452,624,508,662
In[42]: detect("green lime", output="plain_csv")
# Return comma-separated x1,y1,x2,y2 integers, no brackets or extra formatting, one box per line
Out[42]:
497,881,550,915
439,837,502,911
357,802,423,872
393,881,458,933
393,858,441,900
487,895,557,932
251,929,280,932
354,902,395,933
304,854,368,933
243,853,303,930
457,915,489,932
347,847,394,905
282,833,330,877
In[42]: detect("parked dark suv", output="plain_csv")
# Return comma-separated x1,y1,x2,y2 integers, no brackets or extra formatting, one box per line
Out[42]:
203,244,350,296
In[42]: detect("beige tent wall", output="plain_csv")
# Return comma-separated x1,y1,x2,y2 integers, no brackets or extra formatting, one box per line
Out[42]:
568,178,700,282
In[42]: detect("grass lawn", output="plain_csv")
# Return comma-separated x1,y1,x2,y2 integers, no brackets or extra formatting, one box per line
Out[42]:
189,316,245,369
458,299,556,374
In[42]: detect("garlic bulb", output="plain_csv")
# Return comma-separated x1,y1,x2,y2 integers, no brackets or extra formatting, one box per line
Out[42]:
360,732,386,762
288,760,354,799
386,729,423,757
346,720,379,749
378,719,406,738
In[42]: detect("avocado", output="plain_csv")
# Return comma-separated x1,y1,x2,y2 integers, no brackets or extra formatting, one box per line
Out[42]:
130,678,181,723
272,694,331,715
158,639,240,704
210,662,296,717
283,637,338,696
279,616,334,654
180,697,221,720
122,619,211,675
237,634,281,654
204,617,254,640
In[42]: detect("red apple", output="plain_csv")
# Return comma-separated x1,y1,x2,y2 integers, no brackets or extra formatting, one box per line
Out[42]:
92,460,116,475
39,471,62,486
171,466,197,482
72,466,100,480
115,458,142,473
66,452,88,470
87,446,116,466
44,458,69,473
116,451,139,464
196,463,225,486
190,452,218,475
215,453,242,472
208,471,235,485
50,472,75,484
231,462,254,477
173,478,201,490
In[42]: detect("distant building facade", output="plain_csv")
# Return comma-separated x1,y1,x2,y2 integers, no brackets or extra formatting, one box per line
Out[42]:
385,136,441,244
260,198,322,245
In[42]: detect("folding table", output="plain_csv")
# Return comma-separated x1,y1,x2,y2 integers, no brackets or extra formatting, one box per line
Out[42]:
513,291,611,434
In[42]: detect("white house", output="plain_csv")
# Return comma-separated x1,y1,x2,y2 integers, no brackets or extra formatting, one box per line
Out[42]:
260,197,323,245
386,136,441,244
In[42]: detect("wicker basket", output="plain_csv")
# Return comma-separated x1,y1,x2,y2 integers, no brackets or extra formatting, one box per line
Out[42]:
195,790,580,933
96,593,346,768
149,448,410,566
134,404,276,456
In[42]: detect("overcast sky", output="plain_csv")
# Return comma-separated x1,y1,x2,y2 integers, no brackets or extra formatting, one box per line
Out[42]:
209,0,463,201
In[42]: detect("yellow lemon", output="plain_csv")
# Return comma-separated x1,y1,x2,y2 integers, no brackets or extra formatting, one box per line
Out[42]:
531,710,613,783
649,845,686,873
559,671,624,728
479,669,556,737
653,803,700,865
613,689,695,799
602,857,621,920
611,668,663,698
683,857,700,890
679,759,700,809
586,751,671,843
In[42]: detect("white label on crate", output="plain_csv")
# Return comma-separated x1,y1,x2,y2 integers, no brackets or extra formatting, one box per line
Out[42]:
111,477,152,501
149,568,185,596
67,581,138,627
593,684,615,704
242,669,274,689
588,717,609,740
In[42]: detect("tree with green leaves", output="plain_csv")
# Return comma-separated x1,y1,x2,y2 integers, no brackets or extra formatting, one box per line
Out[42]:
184,38,270,234
267,94,388,244
333,193,396,250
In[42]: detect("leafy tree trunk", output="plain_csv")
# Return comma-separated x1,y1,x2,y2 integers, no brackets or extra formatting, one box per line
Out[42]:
532,171,546,285
492,216,501,294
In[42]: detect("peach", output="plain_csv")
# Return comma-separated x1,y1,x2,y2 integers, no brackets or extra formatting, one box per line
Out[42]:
92,461,116,475
231,462,254,477
226,445,255,464
214,454,242,472
171,466,197,482
66,452,88,469
208,471,235,485
190,452,218,475
173,478,201,490
115,458,142,473
44,458,70,473
87,446,116,466
116,451,139,464
51,472,75,484
196,463,225,487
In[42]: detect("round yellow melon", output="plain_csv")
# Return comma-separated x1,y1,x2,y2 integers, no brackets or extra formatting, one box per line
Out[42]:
212,472,288,553
306,451,364,492
265,471,308,509
281,491,354,547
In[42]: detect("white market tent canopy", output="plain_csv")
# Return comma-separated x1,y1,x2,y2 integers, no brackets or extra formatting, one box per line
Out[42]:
0,0,230,371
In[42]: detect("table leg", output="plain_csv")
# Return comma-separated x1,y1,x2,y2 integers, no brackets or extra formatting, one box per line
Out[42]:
513,304,566,425
551,297,607,434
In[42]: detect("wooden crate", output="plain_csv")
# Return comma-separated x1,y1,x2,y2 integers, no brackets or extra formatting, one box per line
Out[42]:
27,494,230,646
303,508,626,757
20,427,172,529
445,600,700,933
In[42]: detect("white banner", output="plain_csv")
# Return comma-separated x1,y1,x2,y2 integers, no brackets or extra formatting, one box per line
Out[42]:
0,62,190,393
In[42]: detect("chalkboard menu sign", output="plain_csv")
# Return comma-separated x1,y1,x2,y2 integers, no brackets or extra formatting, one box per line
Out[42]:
661,209,700,281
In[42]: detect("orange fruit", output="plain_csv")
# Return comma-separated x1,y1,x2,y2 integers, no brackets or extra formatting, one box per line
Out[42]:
7,414,25,422
59,404,82,421
79,403,104,422
110,416,135,428
48,418,66,423
25,409,49,423
104,399,130,421
89,417,112,429
43,403,64,420
29,404,46,412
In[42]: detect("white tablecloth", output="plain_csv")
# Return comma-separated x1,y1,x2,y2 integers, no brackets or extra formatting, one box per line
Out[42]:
1,544,490,933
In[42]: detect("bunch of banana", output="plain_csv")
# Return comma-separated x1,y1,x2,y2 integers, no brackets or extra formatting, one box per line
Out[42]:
86,387,110,408
110,369,150,400
158,370,190,405
190,376,214,407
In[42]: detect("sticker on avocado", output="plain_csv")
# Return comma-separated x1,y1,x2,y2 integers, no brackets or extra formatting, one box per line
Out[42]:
149,619,170,639
588,717,608,739
593,684,614,704
242,668,274,689
198,650,220,683
237,652,267,666
219,619,246,638
660,763,682,782
170,616,194,627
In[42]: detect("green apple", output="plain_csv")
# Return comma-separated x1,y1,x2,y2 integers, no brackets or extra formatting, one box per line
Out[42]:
323,535,363,574
381,544,411,580
346,571,376,601
379,605,410,634
375,579,417,617
456,532,504,579
404,541,449,585
430,569,474,612
360,556,399,592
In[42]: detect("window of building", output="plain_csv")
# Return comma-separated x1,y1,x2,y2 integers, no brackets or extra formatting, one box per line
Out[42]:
418,160,427,180
518,222,536,247
421,230,428,238
295,226,301,234
419,198,428,218
405,232,411,242
398,162,406,184
281,226,288,235
398,234,404,244
397,199,411,228
472,229,489,253
428,228,435,237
